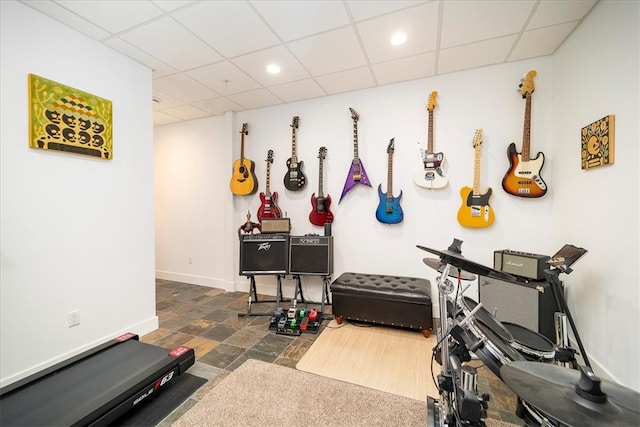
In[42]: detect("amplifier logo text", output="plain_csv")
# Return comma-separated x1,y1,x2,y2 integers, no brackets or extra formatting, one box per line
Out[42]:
258,242,271,251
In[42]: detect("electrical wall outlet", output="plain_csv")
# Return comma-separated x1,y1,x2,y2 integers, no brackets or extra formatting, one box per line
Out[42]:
68,309,80,327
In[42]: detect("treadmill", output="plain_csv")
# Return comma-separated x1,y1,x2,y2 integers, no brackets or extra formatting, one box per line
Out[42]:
0,333,195,426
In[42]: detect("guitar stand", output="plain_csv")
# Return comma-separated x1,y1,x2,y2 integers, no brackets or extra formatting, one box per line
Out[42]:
238,275,285,318
292,275,333,321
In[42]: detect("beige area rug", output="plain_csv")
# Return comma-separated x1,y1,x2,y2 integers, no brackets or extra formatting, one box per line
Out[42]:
173,359,518,427
296,320,440,401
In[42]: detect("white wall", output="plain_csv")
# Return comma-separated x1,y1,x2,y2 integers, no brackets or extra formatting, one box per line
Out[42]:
551,0,639,390
154,1,639,392
0,1,157,386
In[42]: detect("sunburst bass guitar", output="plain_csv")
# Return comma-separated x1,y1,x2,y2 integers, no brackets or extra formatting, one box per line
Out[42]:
502,70,547,198
230,123,258,195
457,129,495,228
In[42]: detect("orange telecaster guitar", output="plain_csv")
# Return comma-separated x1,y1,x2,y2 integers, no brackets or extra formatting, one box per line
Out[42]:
257,150,282,221
229,123,258,196
502,70,547,197
457,129,495,228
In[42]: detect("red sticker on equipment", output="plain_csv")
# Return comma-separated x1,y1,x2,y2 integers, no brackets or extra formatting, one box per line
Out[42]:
169,346,190,357
115,333,136,341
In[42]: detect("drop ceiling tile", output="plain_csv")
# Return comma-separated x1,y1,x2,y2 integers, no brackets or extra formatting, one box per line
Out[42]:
228,89,284,110
192,97,246,116
104,37,177,76
268,79,327,103
357,2,439,64
152,89,185,110
315,67,376,95
21,0,110,39
251,0,350,41
347,0,427,21
372,52,436,85
528,0,597,29
53,0,163,34
288,27,367,76
159,104,210,121
438,35,517,75
154,74,220,103
153,110,182,126
151,0,196,12
119,16,223,71
231,46,310,87
186,61,261,95
172,1,279,58
510,22,576,61
441,0,536,48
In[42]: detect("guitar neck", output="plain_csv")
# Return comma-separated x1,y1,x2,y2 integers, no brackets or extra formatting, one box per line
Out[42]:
427,109,434,154
265,163,271,196
240,134,246,162
386,151,393,200
290,128,298,163
522,93,532,161
352,121,360,163
318,158,325,198
473,143,482,196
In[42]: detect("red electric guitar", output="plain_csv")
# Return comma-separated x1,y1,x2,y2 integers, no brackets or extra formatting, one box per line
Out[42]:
309,147,334,226
257,150,282,221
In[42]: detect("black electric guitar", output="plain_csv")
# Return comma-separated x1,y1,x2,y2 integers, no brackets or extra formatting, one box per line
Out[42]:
309,147,334,226
283,116,306,191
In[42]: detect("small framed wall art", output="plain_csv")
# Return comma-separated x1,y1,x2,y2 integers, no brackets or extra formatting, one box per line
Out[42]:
28,73,113,159
581,114,614,170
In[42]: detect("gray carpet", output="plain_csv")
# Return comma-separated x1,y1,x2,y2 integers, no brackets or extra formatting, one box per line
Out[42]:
173,359,518,427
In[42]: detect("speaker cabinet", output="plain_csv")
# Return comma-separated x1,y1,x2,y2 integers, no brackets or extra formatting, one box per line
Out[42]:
289,236,333,276
479,276,561,341
240,234,288,275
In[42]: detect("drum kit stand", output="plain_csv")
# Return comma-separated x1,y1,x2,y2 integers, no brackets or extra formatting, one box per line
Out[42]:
418,239,640,427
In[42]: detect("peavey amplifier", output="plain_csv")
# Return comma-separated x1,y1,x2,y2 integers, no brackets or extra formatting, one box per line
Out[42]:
289,235,333,276
240,234,288,275
493,249,550,281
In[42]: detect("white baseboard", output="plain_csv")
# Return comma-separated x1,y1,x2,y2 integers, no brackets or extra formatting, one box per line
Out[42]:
155,270,235,292
0,316,158,389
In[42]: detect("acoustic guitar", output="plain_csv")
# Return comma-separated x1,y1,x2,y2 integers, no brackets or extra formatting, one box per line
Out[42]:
283,116,306,191
257,150,282,221
309,147,334,226
414,91,448,189
339,108,371,202
502,70,547,198
376,138,403,224
229,123,258,196
457,129,495,228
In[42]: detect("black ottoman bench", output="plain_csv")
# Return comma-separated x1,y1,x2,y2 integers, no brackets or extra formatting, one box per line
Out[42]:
331,272,433,337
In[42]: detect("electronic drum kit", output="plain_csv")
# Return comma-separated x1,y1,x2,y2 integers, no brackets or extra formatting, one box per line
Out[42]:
418,239,640,427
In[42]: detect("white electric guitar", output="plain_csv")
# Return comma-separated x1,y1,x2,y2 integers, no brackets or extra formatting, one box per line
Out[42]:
414,91,447,189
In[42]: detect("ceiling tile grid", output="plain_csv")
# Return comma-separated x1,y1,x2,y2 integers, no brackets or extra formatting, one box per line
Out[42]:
19,0,598,126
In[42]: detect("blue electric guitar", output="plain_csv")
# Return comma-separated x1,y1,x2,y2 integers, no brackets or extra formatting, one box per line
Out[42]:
376,138,403,224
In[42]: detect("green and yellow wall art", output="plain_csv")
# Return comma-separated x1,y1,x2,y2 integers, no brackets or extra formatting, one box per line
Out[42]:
28,73,113,159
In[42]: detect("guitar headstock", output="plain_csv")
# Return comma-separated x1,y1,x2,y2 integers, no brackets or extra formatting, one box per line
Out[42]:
318,146,327,159
387,138,395,154
291,116,299,129
240,123,248,135
349,107,359,122
427,91,438,111
473,129,483,148
519,70,537,98
266,149,274,163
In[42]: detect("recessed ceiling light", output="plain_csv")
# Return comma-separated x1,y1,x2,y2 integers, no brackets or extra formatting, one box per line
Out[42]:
390,32,407,46
267,64,281,74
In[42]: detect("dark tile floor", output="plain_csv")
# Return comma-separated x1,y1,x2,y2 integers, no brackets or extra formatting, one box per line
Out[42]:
145,279,524,426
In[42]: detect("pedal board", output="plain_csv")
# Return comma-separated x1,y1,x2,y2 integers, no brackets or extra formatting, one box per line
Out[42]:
269,306,321,336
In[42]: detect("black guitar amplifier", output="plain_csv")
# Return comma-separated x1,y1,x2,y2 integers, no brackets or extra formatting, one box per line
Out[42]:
289,235,333,276
240,234,288,275
493,249,550,281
